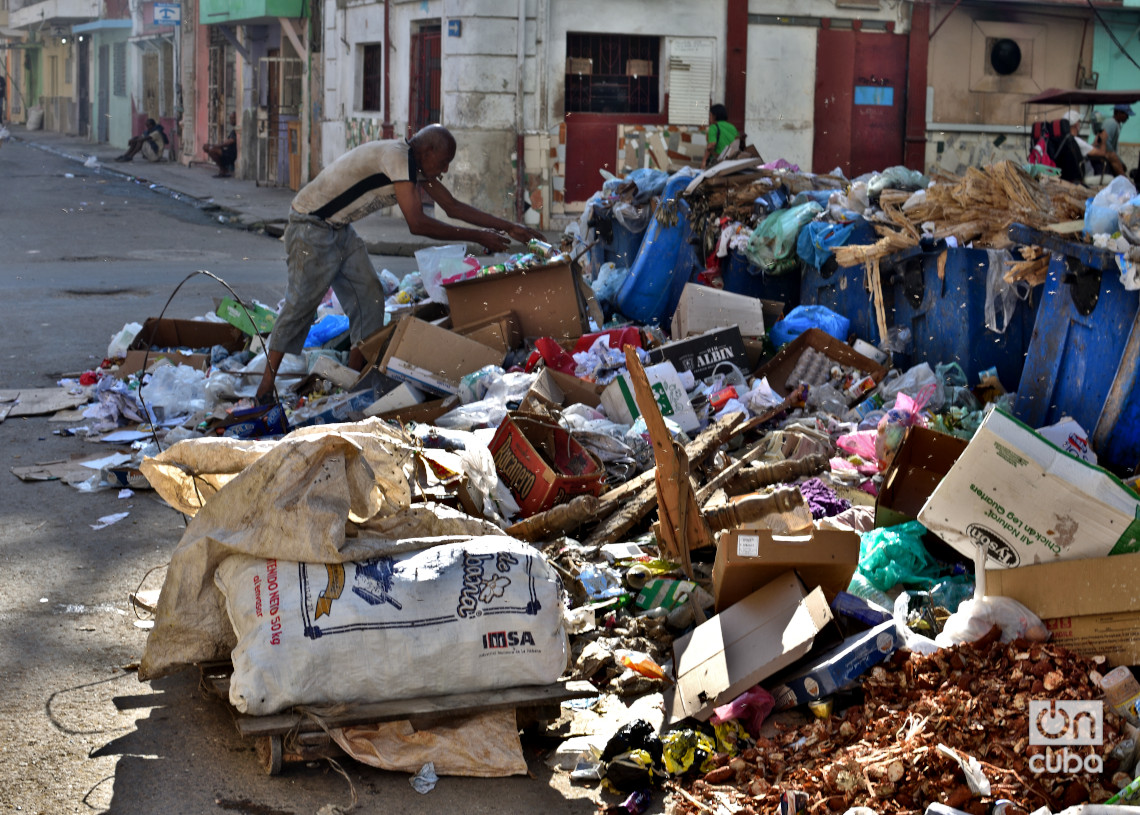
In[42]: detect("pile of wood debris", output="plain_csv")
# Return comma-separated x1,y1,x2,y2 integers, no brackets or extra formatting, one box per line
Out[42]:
672,631,1130,815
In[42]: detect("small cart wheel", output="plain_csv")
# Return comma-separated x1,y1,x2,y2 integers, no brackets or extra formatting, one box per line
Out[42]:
256,734,284,775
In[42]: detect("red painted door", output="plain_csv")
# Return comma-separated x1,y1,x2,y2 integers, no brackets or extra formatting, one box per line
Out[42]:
410,26,442,133
565,116,618,203
813,29,908,177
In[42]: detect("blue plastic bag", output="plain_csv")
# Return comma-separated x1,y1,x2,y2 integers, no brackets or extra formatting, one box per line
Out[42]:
796,221,855,270
304,314,350,347
770,305,851,347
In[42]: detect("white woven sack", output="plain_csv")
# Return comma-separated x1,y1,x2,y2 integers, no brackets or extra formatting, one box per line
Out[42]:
215,536,568,715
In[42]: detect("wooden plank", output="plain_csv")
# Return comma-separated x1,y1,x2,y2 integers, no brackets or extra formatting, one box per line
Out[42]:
225,680,598,738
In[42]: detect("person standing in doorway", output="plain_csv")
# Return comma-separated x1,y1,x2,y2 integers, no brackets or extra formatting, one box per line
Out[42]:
254,124,546,403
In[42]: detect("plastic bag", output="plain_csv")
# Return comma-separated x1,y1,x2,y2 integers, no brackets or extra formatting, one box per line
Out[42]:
303,313,349,347
857,521,942,592
770,304,851,347
140,364,207,422
880,362,938,404
622,167,669,206
867,166,929,199
876,388,933,472
1085,176,1138,237
796,221,855,270
935,596,1049,647
107,321,143,359
745,201,824,272
984,249,1022,334
414,244,467,304
377,268,401,296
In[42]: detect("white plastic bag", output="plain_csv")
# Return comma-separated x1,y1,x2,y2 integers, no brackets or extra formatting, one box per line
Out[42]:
935,596,1049,648
415,244,467,304
984,248,1020,334
108,321,143,359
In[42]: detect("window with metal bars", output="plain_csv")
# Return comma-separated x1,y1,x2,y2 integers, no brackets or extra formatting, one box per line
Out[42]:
361,43,383,112
565,33,659,114
113,41,126,97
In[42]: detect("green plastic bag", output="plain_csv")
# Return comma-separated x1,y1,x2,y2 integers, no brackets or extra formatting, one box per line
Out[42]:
855,520,943,592
744,201,823,273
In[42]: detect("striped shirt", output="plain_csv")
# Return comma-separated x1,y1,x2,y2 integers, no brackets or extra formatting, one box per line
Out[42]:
291,139,417,226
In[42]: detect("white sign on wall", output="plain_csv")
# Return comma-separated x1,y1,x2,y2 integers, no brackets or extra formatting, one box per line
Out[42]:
667,37,716,125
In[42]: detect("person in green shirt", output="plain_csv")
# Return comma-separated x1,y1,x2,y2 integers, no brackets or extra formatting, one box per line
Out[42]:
703,104,739,169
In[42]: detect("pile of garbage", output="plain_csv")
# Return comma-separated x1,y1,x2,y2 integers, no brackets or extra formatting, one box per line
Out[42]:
16,149,1140,813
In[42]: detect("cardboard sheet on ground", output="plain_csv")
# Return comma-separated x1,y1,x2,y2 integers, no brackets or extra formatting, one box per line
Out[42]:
11,451,131,484
138,419,502,680
331,710,527,776
0,388,91,420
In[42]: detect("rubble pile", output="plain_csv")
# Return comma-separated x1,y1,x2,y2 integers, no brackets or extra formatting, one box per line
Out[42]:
677,635,1128,815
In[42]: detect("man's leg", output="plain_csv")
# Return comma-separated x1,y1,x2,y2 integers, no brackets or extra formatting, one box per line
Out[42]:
329,229,386,372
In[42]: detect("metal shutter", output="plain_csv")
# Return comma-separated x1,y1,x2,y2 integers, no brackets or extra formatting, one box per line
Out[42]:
666,37,715,125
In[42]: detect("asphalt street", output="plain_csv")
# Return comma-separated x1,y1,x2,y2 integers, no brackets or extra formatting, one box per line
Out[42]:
0,140,606,814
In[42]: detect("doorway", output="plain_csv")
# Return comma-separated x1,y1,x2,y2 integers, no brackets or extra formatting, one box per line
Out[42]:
409,24,441,133
77,39,89,137
812,27,908,178
97,45,109,142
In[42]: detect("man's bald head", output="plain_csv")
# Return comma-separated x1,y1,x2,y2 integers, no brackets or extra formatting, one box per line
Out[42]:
409,125,456,180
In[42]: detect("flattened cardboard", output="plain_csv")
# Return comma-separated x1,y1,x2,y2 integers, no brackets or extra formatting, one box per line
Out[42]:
131,317,246,354
986,552,1140,665
488,413,605,517
0,388,92,417
309,356,360,390
647,327,750,381
874,427,969,529
751,328,887,398
918,408,1140,569
768,621,899,710
444,260,588,340
672,283,768,339
667,572,833,724
364,383,426,417
379,317,504,397
713,527,861,612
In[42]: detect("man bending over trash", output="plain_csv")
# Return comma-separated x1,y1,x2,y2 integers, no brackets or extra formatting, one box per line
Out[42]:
254,124,545,403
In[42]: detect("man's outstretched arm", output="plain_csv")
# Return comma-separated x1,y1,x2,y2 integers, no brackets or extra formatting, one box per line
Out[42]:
422,177,546,244
395,180,512,253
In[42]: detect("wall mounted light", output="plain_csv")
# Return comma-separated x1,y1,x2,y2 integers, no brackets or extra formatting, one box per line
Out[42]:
61,37,68,44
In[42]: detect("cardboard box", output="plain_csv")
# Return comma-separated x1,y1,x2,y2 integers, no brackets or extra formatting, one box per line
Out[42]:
751,328,888,398
215,297,277,336
874,427,969,529
290,389,377,428
918,408,1140,570
768,621,899,710
600,361,701,433
364,383,426,417
566,57,593,74
713,527,861,612
986,551,1140,665
519,370,605,413
671,284,769,339
647,326,750,381
379,317,504,397
375,396,459,426
351,302,449,386
667,572,833,724
117,317,247,379
489,413,605,517
456,311,523,353
626,59,652,77
444,260,588,341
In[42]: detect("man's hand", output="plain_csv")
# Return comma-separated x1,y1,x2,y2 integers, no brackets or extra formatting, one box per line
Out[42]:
478,230,511,253
506,223,547,244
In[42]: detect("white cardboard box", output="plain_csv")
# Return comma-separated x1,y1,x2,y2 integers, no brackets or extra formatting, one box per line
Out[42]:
918,408,1140,569
672,283,768,339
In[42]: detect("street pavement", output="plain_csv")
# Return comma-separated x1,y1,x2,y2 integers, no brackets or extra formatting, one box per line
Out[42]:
4,123,561,257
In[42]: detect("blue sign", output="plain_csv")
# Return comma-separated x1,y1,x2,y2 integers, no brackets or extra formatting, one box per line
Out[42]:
154,3,181,25
447,19,462,37
854,86,893,106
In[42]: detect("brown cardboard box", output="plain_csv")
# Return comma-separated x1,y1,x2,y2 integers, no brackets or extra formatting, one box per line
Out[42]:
713,527,861,612
455,311,523,353
566,57,593,74
375,396,459,426
489,413,605,517
519,370,606,412
351,302,449,386
379,317,504,396
444,260,588,341
986,551,1140,665
626,59,652,76
671,284,768,339
116,318,247,379
667,572,833,723
874,427,969,529
752,328,888,398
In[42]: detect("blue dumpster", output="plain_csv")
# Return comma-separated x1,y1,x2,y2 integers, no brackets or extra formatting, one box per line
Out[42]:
1011,223,1140,472
603,220,648,269
888,244,1040,387
721,250,802,310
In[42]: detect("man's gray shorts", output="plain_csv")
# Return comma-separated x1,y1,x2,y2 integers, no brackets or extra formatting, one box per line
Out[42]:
267,211,386,355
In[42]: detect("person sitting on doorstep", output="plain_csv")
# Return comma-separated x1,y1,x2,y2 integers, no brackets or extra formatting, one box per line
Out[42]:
204,112,238,178
703,104,739,169
114,118,165,162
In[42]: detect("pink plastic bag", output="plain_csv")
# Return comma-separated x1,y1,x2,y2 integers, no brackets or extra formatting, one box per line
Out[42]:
709,685,776,737
875,385,935,472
